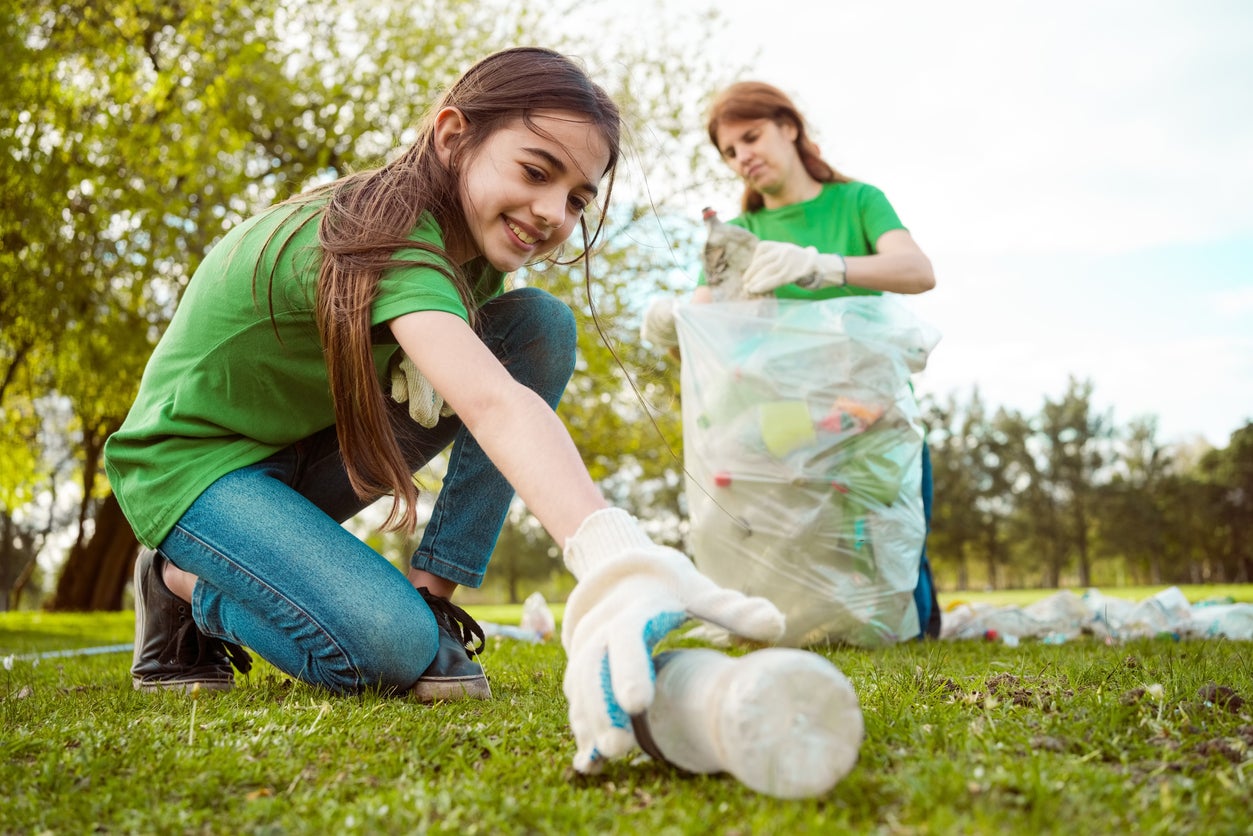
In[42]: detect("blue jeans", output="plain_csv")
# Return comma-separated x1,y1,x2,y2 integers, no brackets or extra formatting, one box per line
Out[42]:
157,287,577,693
912,441,941,638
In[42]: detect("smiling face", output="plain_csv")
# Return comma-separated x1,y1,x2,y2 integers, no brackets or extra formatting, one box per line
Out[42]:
436,108,611,272
714,116,803,202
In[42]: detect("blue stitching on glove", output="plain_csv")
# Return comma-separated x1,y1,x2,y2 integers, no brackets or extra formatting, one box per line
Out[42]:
600,655,631,730
599,610,688,730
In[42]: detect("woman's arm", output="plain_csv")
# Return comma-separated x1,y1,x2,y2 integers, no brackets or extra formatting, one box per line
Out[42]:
843,229,936,295
390,309,608,547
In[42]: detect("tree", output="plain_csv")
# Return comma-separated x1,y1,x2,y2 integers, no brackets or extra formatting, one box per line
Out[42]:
1039,378,1111,586
925,390,985,589
1093,416,1171,584
1195,422,1253,582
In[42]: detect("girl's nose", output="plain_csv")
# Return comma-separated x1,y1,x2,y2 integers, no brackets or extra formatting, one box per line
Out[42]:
534,193,566,233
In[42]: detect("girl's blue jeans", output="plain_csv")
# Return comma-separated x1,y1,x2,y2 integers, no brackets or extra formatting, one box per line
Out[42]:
156,287,577,693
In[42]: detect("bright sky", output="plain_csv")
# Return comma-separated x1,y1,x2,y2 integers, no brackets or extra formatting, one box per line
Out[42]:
624,0,1253,448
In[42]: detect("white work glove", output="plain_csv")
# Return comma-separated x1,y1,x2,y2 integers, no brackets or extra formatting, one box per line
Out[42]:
561,507,785,774
639,296,679,349
742,240,847,296
390,352,454,429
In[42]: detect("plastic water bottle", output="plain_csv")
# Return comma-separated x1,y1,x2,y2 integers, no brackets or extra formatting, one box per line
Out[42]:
635,647,864,798
701,207,759,301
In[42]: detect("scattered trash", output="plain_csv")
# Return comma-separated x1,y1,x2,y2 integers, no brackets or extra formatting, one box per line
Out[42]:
519,591,556,640
942,587,1253,643
480,592,557,644
480,622,544,643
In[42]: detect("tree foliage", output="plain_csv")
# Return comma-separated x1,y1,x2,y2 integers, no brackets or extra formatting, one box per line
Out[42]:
923,380,1252,590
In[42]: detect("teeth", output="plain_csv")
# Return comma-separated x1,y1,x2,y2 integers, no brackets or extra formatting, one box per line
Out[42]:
507,220,538,244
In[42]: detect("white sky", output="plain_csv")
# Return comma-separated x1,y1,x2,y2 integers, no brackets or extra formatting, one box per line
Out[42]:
610,0,1253,447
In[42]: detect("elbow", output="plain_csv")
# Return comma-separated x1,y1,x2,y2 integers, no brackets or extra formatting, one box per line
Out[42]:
909,257,936,294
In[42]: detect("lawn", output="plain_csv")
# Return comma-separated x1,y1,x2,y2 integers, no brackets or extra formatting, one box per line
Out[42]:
2,587,1250,834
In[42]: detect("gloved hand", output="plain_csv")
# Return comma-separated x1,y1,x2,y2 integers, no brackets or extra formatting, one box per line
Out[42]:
640,296,679,349
390,352,455,429
561,507,785,774
742,240,847,296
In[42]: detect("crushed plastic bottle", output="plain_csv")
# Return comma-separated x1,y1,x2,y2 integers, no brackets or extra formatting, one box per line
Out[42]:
635,647,863,799
701,207,759,301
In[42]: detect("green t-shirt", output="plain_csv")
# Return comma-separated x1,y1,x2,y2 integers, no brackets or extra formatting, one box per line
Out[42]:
104,200,502,547
716,180,905,300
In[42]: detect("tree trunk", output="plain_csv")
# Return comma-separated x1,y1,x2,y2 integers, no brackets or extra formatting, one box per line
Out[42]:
47,493,139,612
982,528,999,590
955,543,968,591
1073,503,1091,587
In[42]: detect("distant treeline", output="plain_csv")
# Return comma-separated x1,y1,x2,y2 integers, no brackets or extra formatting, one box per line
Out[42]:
922,377,1251,590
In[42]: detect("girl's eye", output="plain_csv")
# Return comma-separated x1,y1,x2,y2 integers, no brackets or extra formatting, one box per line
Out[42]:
522,164,546,183
568,194,589,213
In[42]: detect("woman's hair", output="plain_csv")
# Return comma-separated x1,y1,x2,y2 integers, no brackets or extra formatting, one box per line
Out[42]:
706,81,849,213
284,47,621,532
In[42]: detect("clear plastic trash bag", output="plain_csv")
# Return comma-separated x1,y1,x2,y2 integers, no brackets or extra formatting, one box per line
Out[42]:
675,295,940,647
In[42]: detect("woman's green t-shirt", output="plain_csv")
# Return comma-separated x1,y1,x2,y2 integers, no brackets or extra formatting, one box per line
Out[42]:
724,180,905,299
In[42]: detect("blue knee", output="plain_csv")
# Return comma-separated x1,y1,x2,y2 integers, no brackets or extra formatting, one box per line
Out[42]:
317,606,437,694
484,287,576,406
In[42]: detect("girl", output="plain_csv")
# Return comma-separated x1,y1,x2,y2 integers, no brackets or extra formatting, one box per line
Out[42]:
699,80,942,638
106,48,783,773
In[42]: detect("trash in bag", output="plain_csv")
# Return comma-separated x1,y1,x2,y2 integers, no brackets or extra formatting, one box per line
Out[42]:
675,294,941,648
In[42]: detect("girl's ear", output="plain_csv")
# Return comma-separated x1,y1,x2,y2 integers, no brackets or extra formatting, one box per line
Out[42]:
433,107,469,166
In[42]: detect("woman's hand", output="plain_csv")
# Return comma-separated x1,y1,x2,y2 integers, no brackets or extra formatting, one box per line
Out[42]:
742,241,847,295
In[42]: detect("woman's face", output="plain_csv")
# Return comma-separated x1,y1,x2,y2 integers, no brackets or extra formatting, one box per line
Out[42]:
440,109,611,272
714,117,801,197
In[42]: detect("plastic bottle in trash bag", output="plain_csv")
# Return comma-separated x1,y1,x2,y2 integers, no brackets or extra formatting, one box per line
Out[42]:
702,207,759,301
633,647,863,798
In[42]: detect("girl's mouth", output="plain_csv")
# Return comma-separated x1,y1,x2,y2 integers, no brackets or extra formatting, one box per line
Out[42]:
506,218,540,246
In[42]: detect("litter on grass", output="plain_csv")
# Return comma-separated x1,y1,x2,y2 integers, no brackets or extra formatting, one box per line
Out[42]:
941,587,1253,644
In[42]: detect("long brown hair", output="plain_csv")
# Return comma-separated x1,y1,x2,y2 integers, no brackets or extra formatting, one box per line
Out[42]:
276,47,621,532
706,81,848,213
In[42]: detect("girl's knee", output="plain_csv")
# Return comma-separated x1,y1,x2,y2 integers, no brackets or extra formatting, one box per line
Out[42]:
490,288,577,386
510,287,577,346
315,607,436,694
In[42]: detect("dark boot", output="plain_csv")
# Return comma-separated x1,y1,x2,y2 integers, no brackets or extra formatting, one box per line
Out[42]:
411,587,492,702
131,548,252,693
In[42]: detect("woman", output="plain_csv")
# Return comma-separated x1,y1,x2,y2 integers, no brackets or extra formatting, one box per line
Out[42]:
699,80,941,638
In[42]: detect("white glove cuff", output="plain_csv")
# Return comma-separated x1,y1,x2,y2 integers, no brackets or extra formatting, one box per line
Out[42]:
796,251,847,289
640,297,679,349
563,508,655,581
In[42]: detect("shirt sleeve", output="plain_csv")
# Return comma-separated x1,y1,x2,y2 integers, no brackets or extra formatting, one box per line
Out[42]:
858,184,906,250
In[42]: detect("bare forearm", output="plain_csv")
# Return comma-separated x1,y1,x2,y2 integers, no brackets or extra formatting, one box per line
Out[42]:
458,382,608,548
843,250,935,294
391,309,607,548
843,228,935,295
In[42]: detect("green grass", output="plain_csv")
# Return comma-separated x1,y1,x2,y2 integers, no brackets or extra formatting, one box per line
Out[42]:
2,593,1251,835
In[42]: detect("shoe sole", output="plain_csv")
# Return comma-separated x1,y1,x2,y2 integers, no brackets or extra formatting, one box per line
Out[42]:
131,549,150,675
133,677,235,694
411,675,493,703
